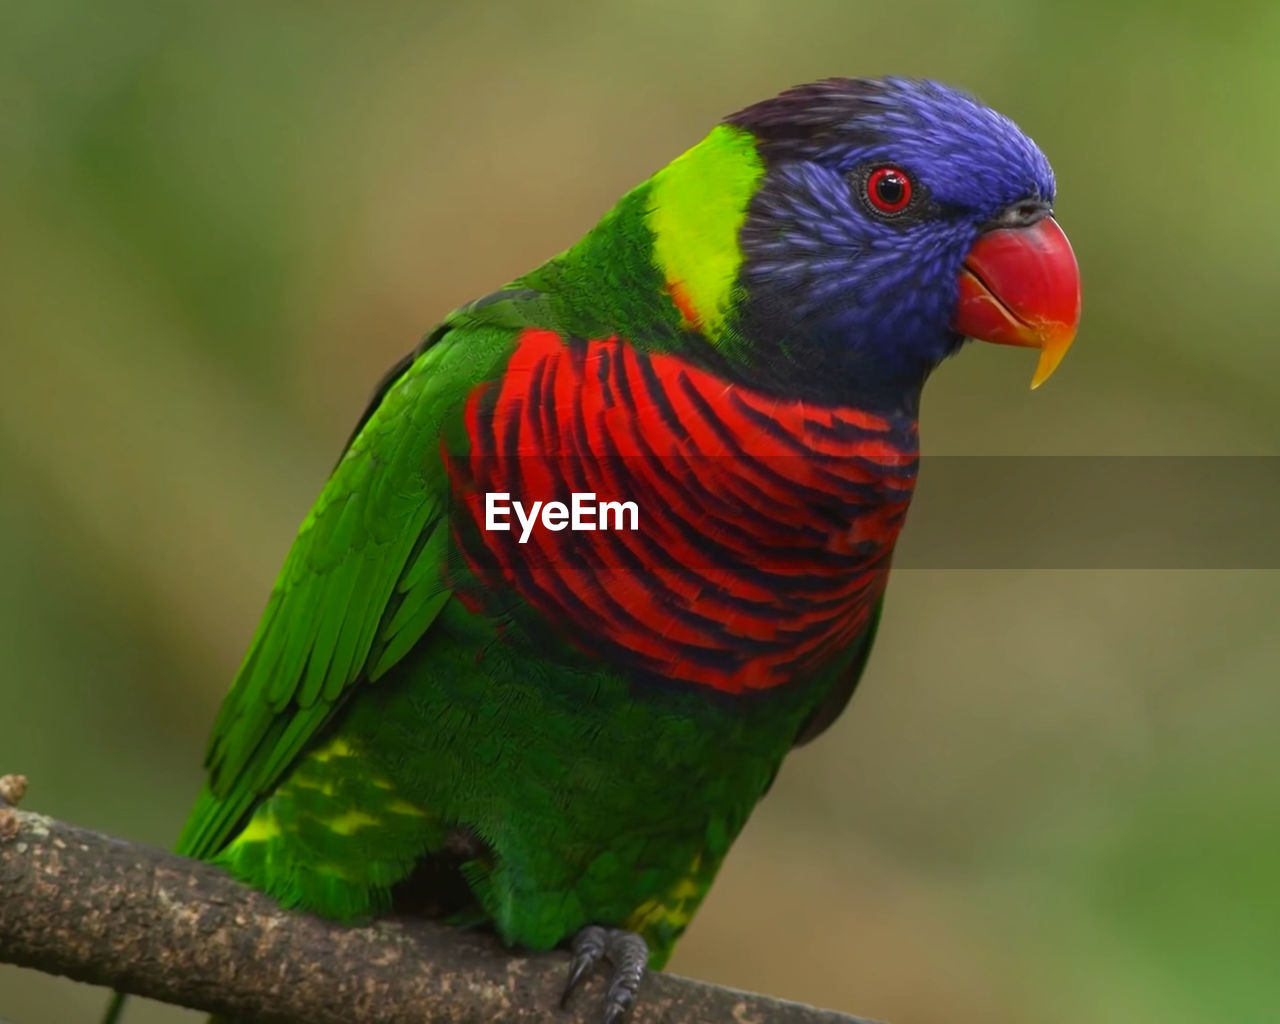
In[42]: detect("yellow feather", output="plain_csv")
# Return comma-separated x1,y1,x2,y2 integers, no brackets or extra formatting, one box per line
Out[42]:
647,126,763,339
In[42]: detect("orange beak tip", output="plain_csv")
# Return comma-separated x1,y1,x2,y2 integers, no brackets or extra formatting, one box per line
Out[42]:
1029,328,1076,389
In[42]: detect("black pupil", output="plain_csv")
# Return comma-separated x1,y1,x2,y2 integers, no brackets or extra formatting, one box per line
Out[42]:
876,172,905,206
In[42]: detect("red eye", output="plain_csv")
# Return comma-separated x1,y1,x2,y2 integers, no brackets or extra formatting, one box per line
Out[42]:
866,166,912,214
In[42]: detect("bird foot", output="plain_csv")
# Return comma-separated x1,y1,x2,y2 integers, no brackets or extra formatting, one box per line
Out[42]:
561,925,648,1024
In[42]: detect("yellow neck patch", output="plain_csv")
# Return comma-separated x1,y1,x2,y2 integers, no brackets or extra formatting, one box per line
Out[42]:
647,125,764,340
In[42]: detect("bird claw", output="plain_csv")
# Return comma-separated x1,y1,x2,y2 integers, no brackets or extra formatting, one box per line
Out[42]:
562,925,648,1024
561,925,608,1007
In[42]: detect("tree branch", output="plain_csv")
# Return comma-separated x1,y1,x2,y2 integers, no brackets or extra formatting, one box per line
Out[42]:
0,784,881,1024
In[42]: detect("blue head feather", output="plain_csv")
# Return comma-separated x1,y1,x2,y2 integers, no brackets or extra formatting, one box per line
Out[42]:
725,77,1056,410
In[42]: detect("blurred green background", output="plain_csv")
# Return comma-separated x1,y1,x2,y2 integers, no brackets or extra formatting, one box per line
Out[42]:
2,2,1278,1022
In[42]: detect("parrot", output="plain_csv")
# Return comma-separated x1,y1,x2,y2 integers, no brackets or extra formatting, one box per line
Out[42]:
103,76,1081,1024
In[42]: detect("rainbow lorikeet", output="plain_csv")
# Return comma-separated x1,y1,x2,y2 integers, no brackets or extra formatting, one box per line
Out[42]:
105,76,1080,1023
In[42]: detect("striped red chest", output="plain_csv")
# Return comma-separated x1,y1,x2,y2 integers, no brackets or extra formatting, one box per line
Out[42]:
445,329,919,695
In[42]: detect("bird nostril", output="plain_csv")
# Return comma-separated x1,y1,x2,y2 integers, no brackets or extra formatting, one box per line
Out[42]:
995,200,1051,229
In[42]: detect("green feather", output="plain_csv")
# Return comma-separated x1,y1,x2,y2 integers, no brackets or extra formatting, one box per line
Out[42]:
176,319,515,861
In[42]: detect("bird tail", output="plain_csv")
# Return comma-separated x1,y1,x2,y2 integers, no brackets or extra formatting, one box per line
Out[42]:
100,991,127,1024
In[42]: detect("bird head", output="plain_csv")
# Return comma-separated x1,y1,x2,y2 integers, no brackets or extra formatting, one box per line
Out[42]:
659,77,1081,407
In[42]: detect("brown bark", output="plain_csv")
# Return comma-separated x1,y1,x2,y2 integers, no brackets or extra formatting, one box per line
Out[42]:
0,804,881,1024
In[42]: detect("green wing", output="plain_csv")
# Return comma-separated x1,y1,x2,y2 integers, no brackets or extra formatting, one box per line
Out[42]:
177,318,513,860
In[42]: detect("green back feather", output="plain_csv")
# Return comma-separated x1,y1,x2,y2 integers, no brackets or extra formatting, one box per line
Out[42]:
176,321,515,860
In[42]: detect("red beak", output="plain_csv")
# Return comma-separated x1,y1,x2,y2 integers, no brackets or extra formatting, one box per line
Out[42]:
953,216,1082,388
